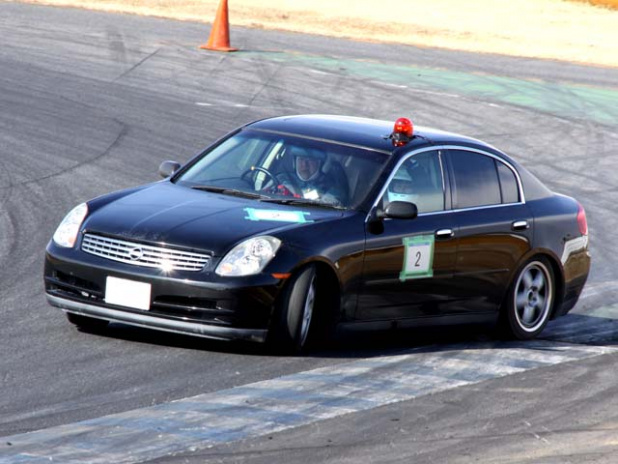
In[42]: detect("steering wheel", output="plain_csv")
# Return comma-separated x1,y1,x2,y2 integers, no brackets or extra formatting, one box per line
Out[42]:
240,166,280,191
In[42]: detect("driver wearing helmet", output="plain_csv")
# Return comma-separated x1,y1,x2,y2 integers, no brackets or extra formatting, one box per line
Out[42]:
277,146,348,206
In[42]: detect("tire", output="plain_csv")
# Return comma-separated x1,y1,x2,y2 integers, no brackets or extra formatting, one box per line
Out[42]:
66,312,109,331
268,265,318,354
501,257,555,340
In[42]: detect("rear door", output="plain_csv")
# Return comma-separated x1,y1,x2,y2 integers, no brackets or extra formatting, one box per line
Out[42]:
444,147,533,314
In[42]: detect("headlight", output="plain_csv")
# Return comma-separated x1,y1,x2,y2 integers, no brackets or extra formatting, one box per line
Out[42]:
216,236,281,277
52,203,88,248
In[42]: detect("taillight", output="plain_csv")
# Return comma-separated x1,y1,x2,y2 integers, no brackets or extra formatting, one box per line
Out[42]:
577,203,588,236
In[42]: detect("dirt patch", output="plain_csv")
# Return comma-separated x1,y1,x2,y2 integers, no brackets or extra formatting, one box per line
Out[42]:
10,0,618,68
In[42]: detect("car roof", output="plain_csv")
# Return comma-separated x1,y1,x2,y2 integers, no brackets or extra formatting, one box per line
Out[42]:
245,115,552,202
246,114,495,154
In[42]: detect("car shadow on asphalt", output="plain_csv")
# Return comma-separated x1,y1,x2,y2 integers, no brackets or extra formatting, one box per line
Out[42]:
73,320,497,358
73,312,618,358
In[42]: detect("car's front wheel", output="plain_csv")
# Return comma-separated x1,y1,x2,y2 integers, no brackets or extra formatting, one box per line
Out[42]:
66,312,109,331
502,257,555,339
268,265,317,354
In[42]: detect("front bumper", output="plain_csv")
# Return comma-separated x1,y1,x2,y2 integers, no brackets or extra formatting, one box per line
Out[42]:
47,294,267,342
44,245,283,343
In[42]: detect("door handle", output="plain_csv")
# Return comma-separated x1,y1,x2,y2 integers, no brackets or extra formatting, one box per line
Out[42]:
512,220,529,231
435,228,454,238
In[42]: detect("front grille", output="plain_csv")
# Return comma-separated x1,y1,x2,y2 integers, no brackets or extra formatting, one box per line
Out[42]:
81,234,210,272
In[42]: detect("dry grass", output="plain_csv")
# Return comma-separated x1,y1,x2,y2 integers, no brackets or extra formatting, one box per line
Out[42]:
572,0,618,8
10,0,618,68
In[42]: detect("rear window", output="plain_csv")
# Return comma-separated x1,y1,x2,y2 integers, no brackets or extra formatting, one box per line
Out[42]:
497,162,520,204
449,150,501,209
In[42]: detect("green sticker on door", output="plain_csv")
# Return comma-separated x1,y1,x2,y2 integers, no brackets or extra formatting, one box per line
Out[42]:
400,234,435,281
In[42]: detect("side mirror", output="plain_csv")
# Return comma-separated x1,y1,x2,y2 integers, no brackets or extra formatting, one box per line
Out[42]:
378,201,418,220
158,160,181,179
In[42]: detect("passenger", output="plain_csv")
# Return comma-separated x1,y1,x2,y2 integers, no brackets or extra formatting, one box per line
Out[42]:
278,146,348,206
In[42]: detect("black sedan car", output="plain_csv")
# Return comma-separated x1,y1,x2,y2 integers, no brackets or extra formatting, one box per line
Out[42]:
45,115,590,352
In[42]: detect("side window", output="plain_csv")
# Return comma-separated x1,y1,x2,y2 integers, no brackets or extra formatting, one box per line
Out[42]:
497,161,520,204
383,150,444,214
449,150,501,209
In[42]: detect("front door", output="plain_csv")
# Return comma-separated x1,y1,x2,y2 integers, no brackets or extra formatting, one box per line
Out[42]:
357,149,458,321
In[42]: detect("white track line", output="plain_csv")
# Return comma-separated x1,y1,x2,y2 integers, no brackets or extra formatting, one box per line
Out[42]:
1,339,614,464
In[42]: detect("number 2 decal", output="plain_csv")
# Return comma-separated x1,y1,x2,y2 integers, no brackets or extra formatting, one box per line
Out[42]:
400,235,435,281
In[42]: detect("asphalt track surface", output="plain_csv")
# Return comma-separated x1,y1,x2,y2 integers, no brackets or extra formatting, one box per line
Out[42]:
1,3,618,463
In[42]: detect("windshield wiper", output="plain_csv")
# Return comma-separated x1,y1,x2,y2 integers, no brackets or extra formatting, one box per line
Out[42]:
191,185,270,200
191,185,345,209
260,198,346,210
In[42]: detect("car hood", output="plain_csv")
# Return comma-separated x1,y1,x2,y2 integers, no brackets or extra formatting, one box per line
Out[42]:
83,182,344,255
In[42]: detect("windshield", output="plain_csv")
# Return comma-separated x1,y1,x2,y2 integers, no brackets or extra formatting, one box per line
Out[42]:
175,129,389,209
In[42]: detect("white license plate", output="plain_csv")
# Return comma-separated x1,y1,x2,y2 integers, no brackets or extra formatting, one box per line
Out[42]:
105,276,152,310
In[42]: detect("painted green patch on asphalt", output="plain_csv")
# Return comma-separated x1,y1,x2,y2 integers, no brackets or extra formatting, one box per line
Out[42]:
238,51,618,126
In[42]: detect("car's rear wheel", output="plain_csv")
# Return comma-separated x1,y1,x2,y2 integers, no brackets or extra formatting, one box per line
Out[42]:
502,257,554,339
66,312,109,331
268,265,317,354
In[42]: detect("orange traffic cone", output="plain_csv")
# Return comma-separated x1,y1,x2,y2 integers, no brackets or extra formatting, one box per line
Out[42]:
200,0,238,52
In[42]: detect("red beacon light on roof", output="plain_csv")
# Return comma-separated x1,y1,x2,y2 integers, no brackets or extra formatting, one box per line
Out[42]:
391,117,414,147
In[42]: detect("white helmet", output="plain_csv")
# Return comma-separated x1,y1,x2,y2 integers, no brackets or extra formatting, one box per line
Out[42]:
290,146,326,182
387,169,417,203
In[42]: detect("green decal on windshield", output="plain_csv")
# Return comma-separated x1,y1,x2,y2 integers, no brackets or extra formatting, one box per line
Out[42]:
400,235,435,281
244,208,313,223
